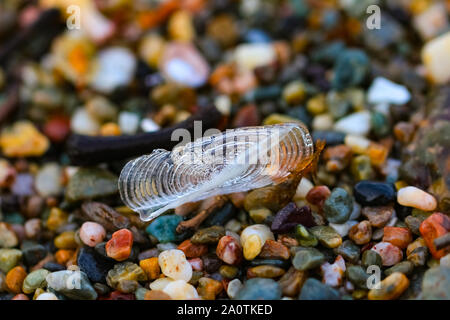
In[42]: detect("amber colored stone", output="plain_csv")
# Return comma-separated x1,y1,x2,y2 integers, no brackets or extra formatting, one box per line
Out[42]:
366,143,388,166
100,123,121,136
247,265,285,279
279,267,307,297
216,236,243,265
419,212,450,259
323,145,353,172
12,293,29,300
6,266,27,294
54,231,77,249
306,186,331,208
368,272,409,300
394,122,415,144
55,249,75,265
106,229,133,261
383,227,413,249
137,0,179,29
177,239,208,258
277,235,299,247
349,221,372,245
139,257,160,280
46,207,68,232
259,239,290,260
197,277,223,300
144,290,172,300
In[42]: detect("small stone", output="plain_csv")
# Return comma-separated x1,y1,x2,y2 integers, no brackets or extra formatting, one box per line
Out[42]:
54,231,77,250
367,77,411,105
240,224,274,260
368,272,409,300
35,292,58,300
324,145,353,172
371,242,403,266
346,265,369,289
247,265,285,279
350,155,375,181
362,206,394,228
405,215,422,235
197,277,223,300
0,223,18,248
334,240,360,263
100,122,121,136
47,270,97,300
144,290,172,300
362,250,382,269
22,269,50,294
385,261,414,277
292,247,325,271
227,279,243,299
219,265,239,279
294,178,314,200
105,229,133,262
329,221,358,237
0,121,49,157
146,215,183,243
46,207,68,232
5,266,27,294
77,247,114,283
0,249,22,273
408,247,429,267
310,226,343,248
283,81,306,104
202,254,222,274
353,181,396,206
234,43,276,71
299,278,341,300
321,255,346,287
188,258,203,271
259,240,290,260
216,236,243,265
333,111,371,136
306,186,331,208
65,168,118,202
421,31,450,84
271,203,315,233
234,278,281,300
191,226,225,245
162,280,199,300
312,114,334,131
35,163,62,197
177,240,208,259
345,134,371,154
118,112,140,135
79,222,106,247
55,249,74,265
397,186,437,211
249,208,272,223
70,108,101,136
295,225,318,247
349,221,372,245
106,262,147,291
419,213,450,259
422,266,450,299
323,188,353,224
383,226,412,249
158,249,192,282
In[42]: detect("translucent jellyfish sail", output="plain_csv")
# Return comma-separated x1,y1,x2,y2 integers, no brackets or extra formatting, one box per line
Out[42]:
119,123,314,221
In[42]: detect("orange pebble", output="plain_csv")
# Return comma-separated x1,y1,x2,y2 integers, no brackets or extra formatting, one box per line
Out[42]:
419,212,450,259
177,239,208,258
139,257,160,280
106,229,133,261
383,226,413,249
12,294,29,300
55,249,74,265
100,123,121,136
6,266,27,294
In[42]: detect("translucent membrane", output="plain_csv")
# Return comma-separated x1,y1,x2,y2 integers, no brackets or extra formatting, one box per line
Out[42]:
119,123,314,221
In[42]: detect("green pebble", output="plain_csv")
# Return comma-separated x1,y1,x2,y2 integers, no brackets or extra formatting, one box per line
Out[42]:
326,91,351,119
371,111,390,138
189,271,204,286
106,262,147,290
346,265,369,289
351,155,375,181
0,248,22,273
384,261,414,276
362,250,382,269
334,240,360,264
22,269,50,294
135,287,149,300
310,226,343,248
299,278,341,300
295,224,318,247
65,167,118,202
4,212,25,225
292,247,325,271
191,226,225,244
331,49,369,90
323,188,353,224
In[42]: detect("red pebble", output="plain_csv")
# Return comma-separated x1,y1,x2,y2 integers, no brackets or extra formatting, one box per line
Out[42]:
216,235,243,265
106,229,133,261
43,115,71,143
383,226,412,249
306,186,331,208
419,212,450,259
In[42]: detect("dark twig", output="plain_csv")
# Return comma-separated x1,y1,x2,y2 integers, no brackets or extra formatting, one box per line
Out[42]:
66,105,223,165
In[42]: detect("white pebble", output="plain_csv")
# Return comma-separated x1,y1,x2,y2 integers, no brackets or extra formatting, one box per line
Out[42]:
234,43,276,71
227,279,243,299
35,163,62,197
333,111,371,136
162,280,199,300
344,134,370,154
36,292,59,300
157,242,178,251
422,31,450,84
312,114,334,131
90,47,136,93
397,186,437,211
329,220,358,237
215,95,232,116
79,222,106,247
413,2,448,40
294,178,314,200
240,224,274,247
158,249,192,282
367,77,411,105
71,108,100,135
140,118,160,133
118,112,140,135
224,219,241,233
149,278,174,291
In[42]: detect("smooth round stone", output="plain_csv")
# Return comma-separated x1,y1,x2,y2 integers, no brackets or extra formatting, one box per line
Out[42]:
22,269,50,294
362,250,382,268
310,226,343,248
163,280,199,300
346,265,369,289
227,279,243,299
146,215,183,243
367,77,411,105
334,111,371,136
21,242,47,267
234,278,281,300
35,163,62,197
397,186,437,211
70,108,100,136
46,270,97,300
292,248,325,271
385,261,414,276
118,112,140,135
247,265,285,278
294,178,314,200
77,247,115,284
371,242,403,266
331,49,369,90
0,249,22,273
334,240,360,263
234,43,276,71
191,226,226,244
353,181,396,206
36,292,58,300
79,222,106,247
323,188,353,224
329,220,358,237
158,249,192,282
65,168,118,202
298,278,341,300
